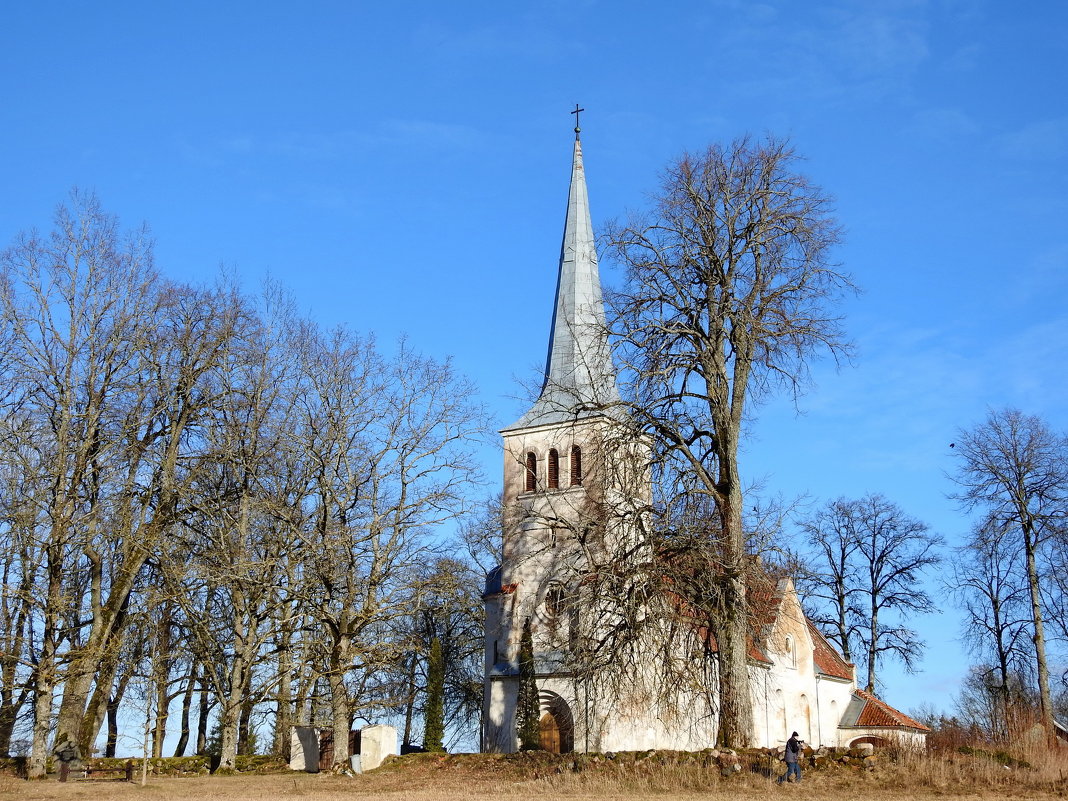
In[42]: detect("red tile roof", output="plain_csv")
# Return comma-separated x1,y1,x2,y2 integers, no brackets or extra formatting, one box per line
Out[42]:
806,620,854,681
691,623,773,664
853,688,930,731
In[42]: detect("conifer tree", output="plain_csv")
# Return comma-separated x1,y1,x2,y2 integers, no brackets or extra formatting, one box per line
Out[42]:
515,620,540,750
423,637,445,752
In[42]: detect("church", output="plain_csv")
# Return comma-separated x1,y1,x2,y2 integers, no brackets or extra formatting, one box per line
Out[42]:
481,122,928,754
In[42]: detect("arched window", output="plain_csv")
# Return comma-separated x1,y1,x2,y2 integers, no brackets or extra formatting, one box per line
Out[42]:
525,452,537,492
545,584,566,618
548,449,559,489
570,446,582,486
800,694,812,742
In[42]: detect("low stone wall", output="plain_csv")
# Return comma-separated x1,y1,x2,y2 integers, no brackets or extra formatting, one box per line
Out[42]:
382,749,757,779
93,755,287,777
383,746,890,779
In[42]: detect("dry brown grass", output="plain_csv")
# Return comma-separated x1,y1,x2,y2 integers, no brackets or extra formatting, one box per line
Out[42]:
1,747,1066,801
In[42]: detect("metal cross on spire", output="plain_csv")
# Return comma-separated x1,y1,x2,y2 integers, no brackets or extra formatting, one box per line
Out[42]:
571,103,584,139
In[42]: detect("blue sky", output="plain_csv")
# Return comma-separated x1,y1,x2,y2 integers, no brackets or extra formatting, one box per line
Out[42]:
3,1,1067,726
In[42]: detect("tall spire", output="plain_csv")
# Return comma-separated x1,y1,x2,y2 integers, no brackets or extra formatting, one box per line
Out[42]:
505,129,622,431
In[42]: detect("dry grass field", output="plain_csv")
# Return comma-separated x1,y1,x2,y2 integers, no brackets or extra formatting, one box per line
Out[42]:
2,747,1067,801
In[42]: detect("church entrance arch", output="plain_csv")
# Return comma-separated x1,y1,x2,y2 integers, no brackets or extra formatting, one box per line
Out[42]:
537,691,574,753
848,735,889,748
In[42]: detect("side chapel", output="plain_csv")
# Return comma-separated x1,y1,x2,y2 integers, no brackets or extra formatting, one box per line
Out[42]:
481,120,928,754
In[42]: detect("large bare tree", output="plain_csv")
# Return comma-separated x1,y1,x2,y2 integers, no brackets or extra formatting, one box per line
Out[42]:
165,286,306,771
605,135,852,746
951,408,1068,741
798,494,941,692
0,193,245,773
947,517,1034,740
297,334,485,768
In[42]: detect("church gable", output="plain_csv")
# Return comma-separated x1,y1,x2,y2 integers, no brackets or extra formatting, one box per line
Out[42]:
751,577,855,683
753,579,816,674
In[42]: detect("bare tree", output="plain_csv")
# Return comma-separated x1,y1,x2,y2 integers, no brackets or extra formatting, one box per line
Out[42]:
0,420,41,755
297,334,485,768
395,557,485,752
796,498,864,664
1,192,160,775
798,494,941,692
0,193,492,768
165,285,306,771
605,135,853,746
0,192,252,773
52,277,243,763
951,408,1068,740
955,665,1037,737
946,517,1033,739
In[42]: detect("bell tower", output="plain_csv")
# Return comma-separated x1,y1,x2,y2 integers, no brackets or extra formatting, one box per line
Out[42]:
482,119,633,753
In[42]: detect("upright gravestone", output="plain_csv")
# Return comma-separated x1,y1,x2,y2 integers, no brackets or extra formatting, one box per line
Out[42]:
359,725,398,771
289,726,319,771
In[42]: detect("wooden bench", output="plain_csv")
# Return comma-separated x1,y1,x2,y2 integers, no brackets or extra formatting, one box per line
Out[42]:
60,760,134,782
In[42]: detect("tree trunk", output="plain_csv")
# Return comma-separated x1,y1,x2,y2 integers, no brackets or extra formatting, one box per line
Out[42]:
402,652,417,750
217,653,249,770
105,695,120,758
328,669,351,769
866,602,878,693
28,556,63,779
217,699,241,771
274,641,292,761
237,694,254,756
0,701,15,758
103,664,135,759
173,665,196,757
28,663,55,780
1024,528,1054,740
992,596,1011,740
836,580,852,663
713,457,753,748
714,573,752,747
196,681,210,755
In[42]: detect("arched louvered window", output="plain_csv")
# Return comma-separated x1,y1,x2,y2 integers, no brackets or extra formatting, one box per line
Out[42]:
525,452,537,493
545,584,566,618
548,449,559,489
570,446,582,486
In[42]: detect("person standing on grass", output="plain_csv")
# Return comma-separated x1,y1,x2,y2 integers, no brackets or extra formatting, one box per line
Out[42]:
777,731,803,784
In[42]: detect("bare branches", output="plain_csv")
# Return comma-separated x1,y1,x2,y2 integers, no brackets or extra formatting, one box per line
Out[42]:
1,194,490,767
603,135,852,747
798,494,941,692
950,408,1068,741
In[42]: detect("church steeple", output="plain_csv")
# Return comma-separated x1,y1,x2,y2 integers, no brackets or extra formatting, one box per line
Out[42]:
504,128,621,431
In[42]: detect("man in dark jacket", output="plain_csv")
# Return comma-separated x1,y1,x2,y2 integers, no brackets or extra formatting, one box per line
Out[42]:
777,731,803,784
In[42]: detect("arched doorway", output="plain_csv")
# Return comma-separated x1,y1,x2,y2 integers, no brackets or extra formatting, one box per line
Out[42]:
539,713,561,752
849,735,888,748
537,692,574,753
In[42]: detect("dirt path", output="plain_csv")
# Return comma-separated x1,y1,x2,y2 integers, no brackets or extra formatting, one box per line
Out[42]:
0,771,1059,801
